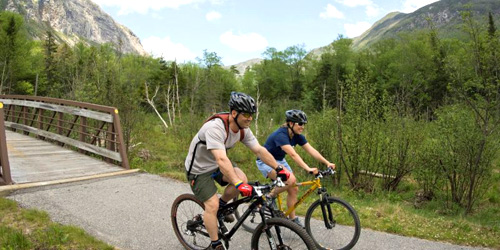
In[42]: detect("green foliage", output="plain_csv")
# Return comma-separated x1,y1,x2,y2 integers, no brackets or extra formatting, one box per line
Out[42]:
378,111,424,191
338,72,386,190
0,11,34,95
431,105,496,212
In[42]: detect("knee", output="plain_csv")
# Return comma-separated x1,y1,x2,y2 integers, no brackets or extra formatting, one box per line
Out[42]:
234,167,248,183
286,173,297,186
204,197,219,214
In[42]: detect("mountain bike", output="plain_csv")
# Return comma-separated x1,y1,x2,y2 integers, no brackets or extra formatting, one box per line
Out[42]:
234,169,361,250
171,178,317,249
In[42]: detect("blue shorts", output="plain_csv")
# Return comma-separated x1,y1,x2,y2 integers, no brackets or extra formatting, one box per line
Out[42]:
256,159,293,178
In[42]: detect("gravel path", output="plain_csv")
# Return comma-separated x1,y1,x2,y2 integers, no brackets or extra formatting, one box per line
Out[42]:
5,172,489,250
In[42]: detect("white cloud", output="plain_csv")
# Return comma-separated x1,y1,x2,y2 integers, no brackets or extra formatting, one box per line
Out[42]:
335,0,373,8
219,31,268,52
320,4,344,19
93,0,223,15
365,5,380,17
335,0,380,18
401,0,440,13
206,11,221,21
142,36,197,62
344,22,371,38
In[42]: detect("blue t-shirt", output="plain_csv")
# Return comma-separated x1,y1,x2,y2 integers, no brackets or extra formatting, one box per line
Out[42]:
262,127,307,161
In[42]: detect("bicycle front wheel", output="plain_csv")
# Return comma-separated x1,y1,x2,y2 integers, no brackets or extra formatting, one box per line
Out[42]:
171,193,210,250
305,197,360,250
251,217,317,250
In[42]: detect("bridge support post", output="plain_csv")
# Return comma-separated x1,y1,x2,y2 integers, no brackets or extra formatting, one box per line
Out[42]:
0,102,12,185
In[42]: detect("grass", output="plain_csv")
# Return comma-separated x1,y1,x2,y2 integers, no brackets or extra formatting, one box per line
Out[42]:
342,193,500,247
0,197,114,250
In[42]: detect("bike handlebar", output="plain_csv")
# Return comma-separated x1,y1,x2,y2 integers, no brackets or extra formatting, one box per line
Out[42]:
315,168,336,178
247,177,285,197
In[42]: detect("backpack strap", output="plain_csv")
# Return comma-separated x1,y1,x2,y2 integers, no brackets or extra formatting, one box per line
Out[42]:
204,112,245,144
187,112,245,176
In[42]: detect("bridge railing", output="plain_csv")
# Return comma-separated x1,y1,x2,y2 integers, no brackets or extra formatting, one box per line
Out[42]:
0,102,11,185
0,95,129,185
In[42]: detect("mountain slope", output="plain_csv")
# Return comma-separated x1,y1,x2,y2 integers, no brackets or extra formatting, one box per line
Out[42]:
1,0,146,55
351,0,500,50
224,58,263,76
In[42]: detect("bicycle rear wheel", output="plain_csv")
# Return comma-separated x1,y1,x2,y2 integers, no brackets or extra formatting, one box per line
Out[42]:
251,217,317,250
305,197,360,250
171,193,210,250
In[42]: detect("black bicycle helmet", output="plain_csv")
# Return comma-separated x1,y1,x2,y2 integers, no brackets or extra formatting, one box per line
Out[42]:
285,109,308,124
228,92,257,113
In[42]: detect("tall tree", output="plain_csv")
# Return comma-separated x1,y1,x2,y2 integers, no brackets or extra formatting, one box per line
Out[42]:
43,30,59,96
0,12,30,94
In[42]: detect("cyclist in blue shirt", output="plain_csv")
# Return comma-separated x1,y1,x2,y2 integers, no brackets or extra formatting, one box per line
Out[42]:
256,109,336,227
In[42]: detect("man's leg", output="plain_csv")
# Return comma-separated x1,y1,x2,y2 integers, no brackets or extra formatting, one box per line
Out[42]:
203,194,220,241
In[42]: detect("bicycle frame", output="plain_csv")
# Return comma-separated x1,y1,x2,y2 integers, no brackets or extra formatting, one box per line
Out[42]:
278,177,324,217
188,192,286,247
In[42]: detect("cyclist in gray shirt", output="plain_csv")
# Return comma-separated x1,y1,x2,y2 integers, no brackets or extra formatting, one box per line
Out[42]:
185,92,290,250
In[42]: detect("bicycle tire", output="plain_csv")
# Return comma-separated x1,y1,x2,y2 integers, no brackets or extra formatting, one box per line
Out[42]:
171,193,210,250
305,197,361,250
251,217,317,250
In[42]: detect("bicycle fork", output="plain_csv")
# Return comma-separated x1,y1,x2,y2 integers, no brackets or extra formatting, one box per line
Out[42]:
320,193,335,229
259,206,281,250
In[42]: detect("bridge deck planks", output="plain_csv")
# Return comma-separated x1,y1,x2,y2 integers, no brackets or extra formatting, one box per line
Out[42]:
6,130,124,184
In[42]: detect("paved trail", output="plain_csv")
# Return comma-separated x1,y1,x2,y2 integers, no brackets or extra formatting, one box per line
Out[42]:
5,172,488,250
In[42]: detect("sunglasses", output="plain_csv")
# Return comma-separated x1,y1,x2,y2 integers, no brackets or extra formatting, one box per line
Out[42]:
297,122,306,126
240,112,254,118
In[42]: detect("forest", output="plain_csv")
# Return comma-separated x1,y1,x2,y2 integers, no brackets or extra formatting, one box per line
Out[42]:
0,9,499,246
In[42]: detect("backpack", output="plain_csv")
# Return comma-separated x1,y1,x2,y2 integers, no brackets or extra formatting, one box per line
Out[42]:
187,112,245,176
203,112,245,144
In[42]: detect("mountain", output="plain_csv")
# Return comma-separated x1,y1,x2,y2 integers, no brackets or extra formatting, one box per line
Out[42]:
307,0,500,60
225,58,263,76
1,0,147,55
352,0,500,50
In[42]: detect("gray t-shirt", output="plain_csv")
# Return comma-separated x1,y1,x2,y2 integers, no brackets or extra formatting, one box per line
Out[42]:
185,119,259,175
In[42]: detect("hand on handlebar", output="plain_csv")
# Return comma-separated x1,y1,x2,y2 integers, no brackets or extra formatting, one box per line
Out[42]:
308,168,319,175
327,163,336,169
235,182,253,197
276,165,290,181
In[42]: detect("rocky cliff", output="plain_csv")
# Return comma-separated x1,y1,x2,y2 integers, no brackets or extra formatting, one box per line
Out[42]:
2,0,146,55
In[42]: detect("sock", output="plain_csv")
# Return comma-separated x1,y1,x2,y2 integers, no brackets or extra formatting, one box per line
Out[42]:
219,197,228,207
211,239,222,248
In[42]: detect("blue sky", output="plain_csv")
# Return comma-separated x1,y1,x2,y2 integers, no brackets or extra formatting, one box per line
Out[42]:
93,0,439,66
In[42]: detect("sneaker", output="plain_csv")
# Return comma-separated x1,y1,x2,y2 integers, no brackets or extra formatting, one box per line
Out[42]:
210,243,227,250
291,217,304,228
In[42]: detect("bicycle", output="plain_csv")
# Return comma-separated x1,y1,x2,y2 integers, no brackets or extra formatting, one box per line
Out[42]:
171,178,318,249
234,168,361,250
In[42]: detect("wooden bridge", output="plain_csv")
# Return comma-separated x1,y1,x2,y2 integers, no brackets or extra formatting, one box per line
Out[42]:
0,95,135,188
